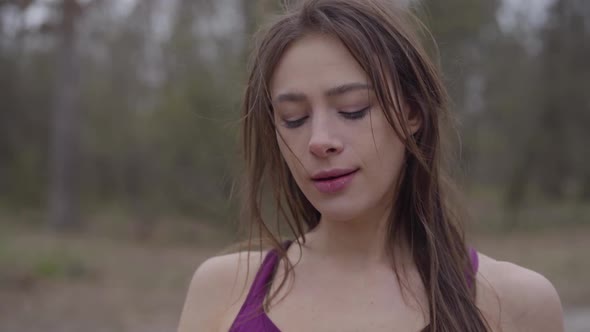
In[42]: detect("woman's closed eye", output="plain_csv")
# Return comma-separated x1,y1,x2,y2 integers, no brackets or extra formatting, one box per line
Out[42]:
283,116,309,128
282,106,370,129
339,106,370,120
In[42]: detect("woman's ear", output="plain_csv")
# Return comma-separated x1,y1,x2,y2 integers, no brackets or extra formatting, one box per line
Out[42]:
405,102,422,135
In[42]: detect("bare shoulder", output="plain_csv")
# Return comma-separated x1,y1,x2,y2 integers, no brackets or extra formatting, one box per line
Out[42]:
475,252,564,332
176,250,268,332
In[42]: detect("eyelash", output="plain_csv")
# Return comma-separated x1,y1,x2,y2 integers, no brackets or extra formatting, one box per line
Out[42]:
283,106,370,129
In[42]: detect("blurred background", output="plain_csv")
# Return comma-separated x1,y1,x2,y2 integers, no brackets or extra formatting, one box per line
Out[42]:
0,0,588,331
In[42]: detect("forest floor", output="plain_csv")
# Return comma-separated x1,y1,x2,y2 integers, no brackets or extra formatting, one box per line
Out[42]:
0,222,589,332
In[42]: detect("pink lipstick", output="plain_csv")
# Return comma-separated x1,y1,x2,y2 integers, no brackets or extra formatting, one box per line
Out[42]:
311,168,358,194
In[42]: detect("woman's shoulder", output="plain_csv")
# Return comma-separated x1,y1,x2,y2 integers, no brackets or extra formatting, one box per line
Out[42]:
177,250,270,332
475,252,564,332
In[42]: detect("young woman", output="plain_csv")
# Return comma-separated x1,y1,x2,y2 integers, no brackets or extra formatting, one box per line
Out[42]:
178,0,564,331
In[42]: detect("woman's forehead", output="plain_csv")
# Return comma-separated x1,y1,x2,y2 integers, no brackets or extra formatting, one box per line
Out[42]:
270,33,369,100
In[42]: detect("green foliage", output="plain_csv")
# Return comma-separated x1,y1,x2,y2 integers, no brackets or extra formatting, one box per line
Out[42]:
0,239,93,287
32,251,90,279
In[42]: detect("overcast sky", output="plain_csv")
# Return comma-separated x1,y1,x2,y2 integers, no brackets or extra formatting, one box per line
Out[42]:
4,0,557,42
498,0,556,32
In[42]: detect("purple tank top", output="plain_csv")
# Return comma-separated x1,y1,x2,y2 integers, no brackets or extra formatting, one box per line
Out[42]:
228,242,479,332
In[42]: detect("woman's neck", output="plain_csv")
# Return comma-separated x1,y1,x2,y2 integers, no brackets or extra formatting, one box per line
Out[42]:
301,206,407,268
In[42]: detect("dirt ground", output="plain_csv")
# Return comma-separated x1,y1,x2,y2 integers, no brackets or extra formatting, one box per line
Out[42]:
0,224,588,332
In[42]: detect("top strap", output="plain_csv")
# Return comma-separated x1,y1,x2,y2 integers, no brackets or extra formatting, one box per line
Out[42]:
237,241,292,316
468,247,479,289
470,247,479,274
242,249,280,310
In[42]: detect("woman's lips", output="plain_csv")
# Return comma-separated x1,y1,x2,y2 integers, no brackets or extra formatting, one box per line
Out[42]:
312,169,358,194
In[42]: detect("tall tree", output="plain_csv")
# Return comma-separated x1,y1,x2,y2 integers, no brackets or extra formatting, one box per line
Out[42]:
48,0,83,229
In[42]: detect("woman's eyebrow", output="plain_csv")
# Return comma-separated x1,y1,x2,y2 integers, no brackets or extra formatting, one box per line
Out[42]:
274,92,306,104
325,82,372,97
274,82,372,104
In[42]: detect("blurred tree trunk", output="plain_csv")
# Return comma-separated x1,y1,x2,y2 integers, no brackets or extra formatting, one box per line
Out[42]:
48,0,82,230
125,0,157,241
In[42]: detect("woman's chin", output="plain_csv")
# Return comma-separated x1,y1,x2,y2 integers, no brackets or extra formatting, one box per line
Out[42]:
312,197,389,226
315,206,365,224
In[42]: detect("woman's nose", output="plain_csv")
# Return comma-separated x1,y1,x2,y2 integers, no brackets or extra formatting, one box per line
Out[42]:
308,119,343,158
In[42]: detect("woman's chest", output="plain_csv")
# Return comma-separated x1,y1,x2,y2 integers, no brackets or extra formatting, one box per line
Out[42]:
264,275,429,332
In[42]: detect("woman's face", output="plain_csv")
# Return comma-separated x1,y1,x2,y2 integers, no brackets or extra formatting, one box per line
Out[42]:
270,33,415,223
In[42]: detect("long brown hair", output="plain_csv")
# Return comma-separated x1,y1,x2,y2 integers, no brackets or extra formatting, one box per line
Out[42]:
239,0,489,331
